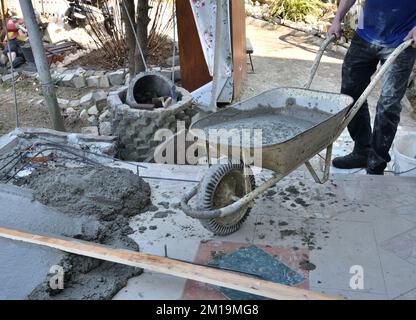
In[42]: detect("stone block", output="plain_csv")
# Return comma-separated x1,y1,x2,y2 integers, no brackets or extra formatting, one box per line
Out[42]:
80,109,89,121
80,92,95,108
166,55,180,67
99,122,112,136
60,73,74,87
108,70,125,86
69,99,81,109
57,98,70,109
88,105,99,116
72,76,87,88
88,115,98,125
86,76,99,88
98,75,110,88
93,90,108,111
107,94,123,109
81,126,99,135
99,110,111,123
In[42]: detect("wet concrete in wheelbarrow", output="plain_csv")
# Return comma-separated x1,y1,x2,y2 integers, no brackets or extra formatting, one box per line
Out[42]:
0,166,152,300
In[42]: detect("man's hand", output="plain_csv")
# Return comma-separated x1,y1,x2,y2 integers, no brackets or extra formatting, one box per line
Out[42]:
404,27,416,48
328,18,342,38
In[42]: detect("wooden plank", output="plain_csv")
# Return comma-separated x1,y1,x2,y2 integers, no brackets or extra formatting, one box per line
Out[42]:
0,226,340,300
230,0,247,98
176,0,212,92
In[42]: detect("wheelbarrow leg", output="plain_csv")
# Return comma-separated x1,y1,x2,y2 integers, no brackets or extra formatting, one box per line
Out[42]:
305,144,333,184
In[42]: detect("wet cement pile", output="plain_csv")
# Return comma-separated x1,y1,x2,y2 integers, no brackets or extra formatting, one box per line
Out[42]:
0,166,151,300
202,105,332,146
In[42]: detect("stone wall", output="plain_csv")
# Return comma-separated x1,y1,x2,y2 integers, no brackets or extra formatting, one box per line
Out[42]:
108,86,194,162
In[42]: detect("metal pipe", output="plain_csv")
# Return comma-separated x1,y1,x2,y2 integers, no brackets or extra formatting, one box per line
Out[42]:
121,1,148,71
209,0,222,112
19,0,65,131
305,34,335,89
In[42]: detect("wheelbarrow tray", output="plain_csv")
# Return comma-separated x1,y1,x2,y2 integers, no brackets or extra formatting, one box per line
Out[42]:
191,87,354,173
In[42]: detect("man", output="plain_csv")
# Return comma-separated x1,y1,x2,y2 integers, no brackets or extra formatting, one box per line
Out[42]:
0,17,26,68
328,0,416,175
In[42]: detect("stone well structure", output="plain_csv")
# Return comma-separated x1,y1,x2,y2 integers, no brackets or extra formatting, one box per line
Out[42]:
107,72,194,162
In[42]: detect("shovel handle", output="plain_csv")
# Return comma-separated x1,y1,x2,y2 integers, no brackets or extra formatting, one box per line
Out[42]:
305,34,336,89
339,39,414,133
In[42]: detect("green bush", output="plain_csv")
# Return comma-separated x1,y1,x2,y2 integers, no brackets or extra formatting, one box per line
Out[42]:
268,0,326,22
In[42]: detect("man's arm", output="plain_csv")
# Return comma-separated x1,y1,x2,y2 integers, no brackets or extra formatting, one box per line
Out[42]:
328,0,357,38
404,27,416,48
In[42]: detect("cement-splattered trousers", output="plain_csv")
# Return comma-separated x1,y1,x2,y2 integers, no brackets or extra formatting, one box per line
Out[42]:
342,33,416,172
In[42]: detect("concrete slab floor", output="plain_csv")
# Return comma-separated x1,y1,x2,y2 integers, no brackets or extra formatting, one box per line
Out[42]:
112,163,416,300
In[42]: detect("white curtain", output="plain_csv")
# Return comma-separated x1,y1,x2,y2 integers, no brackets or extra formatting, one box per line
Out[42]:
189,0,234,105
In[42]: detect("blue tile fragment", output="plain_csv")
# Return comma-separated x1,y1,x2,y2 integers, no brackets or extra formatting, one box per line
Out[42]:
208,245,305,300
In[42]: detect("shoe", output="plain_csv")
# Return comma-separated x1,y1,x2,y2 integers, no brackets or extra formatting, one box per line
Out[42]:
366,169,384,175
332,152,368,169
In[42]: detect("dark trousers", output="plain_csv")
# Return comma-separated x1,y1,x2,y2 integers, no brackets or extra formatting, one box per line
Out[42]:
342,33,416,172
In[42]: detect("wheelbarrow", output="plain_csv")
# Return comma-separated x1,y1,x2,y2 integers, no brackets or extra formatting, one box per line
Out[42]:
181,37,414,236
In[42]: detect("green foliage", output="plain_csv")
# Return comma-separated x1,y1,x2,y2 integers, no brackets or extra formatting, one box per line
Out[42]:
268,0,326,22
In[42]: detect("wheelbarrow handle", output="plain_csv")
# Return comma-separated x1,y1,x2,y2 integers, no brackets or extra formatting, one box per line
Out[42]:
338,39,414,134
181,173,285,220
305,34,336,89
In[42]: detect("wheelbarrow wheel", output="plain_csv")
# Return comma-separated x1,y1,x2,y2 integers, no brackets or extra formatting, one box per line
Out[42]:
197,163,256,236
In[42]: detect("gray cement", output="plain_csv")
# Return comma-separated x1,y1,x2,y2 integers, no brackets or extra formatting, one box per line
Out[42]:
0,166,152,300
203,105,332,146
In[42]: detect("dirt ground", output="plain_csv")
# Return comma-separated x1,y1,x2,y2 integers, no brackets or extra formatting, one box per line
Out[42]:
0,75,90,135
238,18,416,128
66,35,174,71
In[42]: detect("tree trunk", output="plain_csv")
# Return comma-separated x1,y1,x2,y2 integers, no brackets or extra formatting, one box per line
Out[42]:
122,0,136,77
135,0,150,74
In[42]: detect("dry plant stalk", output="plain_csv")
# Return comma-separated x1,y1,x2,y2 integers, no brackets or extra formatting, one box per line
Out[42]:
81,0,175,70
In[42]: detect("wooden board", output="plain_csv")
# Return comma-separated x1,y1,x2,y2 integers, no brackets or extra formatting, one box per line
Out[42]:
230,0,247,98
176,0,212,92
0,226,340,300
